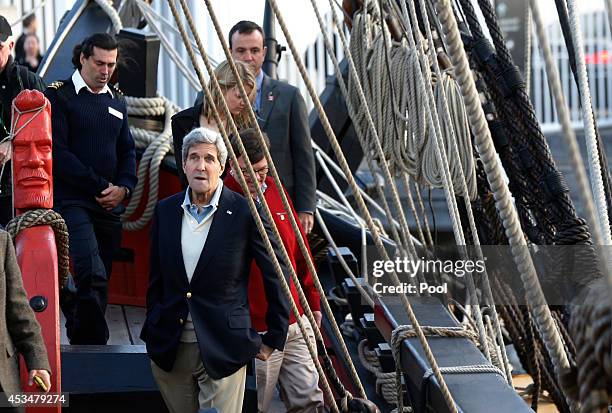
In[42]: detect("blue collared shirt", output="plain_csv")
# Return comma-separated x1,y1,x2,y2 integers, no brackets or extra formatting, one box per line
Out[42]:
255,70,265,113
181,182,223,224
256,181,268,205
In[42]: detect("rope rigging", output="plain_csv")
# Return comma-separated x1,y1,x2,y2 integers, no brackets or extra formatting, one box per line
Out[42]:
92,0,612,411
433,0,577,411
121,95,180,231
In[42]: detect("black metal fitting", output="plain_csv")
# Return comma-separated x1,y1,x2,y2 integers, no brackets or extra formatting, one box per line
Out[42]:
489,119,509,148
495,64,525,98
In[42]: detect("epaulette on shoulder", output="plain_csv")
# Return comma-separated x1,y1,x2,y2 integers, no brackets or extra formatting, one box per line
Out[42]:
47,81,64,90
110,83,123,96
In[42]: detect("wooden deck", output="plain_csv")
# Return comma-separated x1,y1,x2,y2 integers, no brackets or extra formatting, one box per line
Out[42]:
513,374,560,413
59,304,146,345
60,305,286,412
60,307,555,412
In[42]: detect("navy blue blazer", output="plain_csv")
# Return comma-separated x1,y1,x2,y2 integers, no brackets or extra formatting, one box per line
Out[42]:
140,187,290,379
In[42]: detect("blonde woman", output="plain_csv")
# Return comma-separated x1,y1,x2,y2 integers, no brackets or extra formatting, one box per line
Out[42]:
172,60,256,187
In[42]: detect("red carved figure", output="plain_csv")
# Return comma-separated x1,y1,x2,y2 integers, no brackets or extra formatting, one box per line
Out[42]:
11,89,53,210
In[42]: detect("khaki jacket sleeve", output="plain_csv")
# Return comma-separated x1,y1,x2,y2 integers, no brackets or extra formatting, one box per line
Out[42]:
4,232,51,372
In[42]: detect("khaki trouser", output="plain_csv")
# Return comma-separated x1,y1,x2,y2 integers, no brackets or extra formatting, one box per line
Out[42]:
255,315,325,412
151,342,246,413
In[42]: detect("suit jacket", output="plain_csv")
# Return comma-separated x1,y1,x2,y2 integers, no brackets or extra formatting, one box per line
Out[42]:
256,75,315,213
140,187,290,379
194,74,316,213
0,231,50,393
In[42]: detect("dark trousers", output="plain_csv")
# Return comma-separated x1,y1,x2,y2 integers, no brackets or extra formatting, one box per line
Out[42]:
58,203,122,345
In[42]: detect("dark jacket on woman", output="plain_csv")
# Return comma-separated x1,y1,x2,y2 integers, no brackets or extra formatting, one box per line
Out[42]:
17,54,42,73
171,103,202,188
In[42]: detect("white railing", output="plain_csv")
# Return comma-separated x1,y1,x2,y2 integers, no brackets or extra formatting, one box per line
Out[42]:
0,0,74,53
152,1,348,110
3,0,346,112
531,9,612,132
277,10,351,112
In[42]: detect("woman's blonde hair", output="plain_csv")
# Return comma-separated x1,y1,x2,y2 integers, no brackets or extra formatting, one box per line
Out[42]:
201,60,256,130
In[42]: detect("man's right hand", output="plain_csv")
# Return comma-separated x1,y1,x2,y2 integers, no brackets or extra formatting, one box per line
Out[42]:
0,141,11,164
255,343,274,361
28,370,51,392
96,184,126,210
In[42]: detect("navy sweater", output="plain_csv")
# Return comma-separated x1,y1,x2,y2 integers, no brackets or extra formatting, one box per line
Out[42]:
45,79,137,208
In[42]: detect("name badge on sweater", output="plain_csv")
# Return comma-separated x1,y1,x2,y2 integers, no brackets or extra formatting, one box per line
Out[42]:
108,106,123,119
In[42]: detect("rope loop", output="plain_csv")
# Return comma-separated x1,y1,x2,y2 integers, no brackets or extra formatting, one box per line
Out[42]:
5,209,70,287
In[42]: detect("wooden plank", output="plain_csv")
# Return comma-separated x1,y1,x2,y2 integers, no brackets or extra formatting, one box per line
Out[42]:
124,305,146,345
513,374,559,413
106,304,131,345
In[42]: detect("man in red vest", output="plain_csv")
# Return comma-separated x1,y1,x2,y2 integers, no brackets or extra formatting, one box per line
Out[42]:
224,128,324,412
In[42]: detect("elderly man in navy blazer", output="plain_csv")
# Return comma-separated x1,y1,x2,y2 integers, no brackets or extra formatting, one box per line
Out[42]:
141,127,290,413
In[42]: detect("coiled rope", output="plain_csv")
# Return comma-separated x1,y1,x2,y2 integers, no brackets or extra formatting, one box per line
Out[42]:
565,279,612,412
122,96,179,231
357,339,402,408
6,209,70,288
347,14,476,199
398,0,512,382
93,0,123,33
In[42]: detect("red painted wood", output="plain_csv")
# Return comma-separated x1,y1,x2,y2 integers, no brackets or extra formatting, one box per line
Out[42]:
16,226,61,413
109,168,182,306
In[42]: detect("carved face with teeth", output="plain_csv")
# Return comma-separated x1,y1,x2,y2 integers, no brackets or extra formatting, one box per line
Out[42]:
12,90,53,210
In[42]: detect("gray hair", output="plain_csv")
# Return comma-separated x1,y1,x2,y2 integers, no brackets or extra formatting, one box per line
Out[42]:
181,127,228,166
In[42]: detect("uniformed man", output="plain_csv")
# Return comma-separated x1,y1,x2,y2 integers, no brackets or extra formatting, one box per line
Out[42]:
0,15,45,225
44,33,137,345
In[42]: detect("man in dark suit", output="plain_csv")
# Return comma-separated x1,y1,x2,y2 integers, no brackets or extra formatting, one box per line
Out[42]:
141,127,290,413
0,230,51,411
228,20,316,235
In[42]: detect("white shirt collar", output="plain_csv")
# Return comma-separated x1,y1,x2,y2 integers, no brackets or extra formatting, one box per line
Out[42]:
71,69,113,97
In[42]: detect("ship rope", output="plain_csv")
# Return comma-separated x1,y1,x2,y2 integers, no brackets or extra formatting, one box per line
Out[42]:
553,0,612,229
435,0,574,407
121,95,179,231
356,340,398,408
93,0,123,33
199,0,381,403
565,0,612,245
266,0,463,410
314,0,510,384
168,0,348,409
6,209,70,288
95,0,612,410
456,0,611,409
528,0,602,246
397,0,513,382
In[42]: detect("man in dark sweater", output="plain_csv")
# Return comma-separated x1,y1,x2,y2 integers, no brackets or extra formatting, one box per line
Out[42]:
44,33,137,345
0,15,45,226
